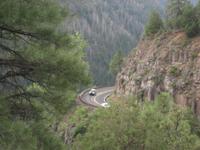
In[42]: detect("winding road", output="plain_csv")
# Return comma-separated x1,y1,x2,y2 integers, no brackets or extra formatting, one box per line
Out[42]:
79,87,114,107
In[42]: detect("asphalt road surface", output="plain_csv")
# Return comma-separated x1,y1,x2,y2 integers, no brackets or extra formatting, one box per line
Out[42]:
80,87,114,107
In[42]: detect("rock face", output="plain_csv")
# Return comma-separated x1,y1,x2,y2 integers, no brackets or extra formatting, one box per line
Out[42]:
116,32,200,115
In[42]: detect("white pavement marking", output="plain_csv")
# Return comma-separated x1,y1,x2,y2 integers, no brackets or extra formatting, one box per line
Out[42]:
93,89,114,106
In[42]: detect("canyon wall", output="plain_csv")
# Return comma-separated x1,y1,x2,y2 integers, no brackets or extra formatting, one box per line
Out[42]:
116,32,200,115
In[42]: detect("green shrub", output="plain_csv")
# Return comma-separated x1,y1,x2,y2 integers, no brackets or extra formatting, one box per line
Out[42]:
169,66,181,77
192,51,199,60
72,93,200,150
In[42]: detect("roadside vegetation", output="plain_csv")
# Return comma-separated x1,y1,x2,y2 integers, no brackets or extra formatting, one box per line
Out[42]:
69,93,200,150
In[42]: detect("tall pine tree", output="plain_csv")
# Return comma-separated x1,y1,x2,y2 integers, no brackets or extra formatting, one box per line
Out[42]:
0,0,90,149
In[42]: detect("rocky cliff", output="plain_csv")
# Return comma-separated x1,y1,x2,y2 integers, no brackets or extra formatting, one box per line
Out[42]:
116,32,200,115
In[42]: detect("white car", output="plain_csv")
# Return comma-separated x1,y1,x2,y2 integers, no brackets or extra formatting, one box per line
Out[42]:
89,88,96,96
101,102,110,108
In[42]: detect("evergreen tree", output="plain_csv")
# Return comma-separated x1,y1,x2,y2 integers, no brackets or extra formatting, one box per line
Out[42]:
109,50,124,76
72,93,200,150
145,10,164,36
196,0,200,28
0,0,90,149
166,0,191,29
180,4,199,37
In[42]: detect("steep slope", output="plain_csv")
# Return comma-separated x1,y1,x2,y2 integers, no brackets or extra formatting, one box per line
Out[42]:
61,0,164,85
60,0,197,86
116,32,200,115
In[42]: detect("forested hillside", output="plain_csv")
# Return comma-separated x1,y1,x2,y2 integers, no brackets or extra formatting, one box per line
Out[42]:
67,0,200,149
60,0,165,85
60,0,198,86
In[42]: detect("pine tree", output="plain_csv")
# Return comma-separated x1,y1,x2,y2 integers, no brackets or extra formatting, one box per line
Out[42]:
166,0,191,29
181,4,199,37
144,10,164,36
109,50,124,76
0,0,90,149
196,0,200,28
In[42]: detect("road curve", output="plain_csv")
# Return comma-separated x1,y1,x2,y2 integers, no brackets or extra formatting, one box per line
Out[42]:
79,87,114,107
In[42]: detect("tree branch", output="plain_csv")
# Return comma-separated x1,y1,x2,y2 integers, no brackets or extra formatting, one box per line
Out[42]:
0,43,25,59
7,92,39,99
0,70,28,82
0,59,36,69
0,25,38,38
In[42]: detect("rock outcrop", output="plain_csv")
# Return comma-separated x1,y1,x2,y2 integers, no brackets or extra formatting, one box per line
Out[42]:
116,32,200,115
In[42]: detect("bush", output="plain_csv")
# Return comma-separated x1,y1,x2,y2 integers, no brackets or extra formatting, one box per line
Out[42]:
169,66,181,77
184,22,199,37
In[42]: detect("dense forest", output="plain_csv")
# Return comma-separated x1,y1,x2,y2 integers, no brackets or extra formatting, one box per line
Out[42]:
67,0,200,149
144,0,200,37
61,0,198,85
61,0,166,85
